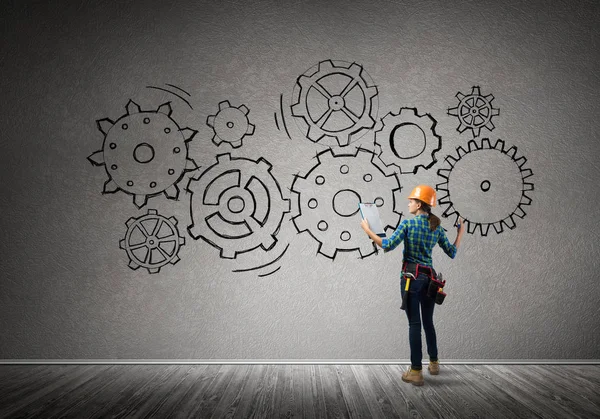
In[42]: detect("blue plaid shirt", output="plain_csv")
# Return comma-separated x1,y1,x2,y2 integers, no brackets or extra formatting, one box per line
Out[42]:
381,214,457,267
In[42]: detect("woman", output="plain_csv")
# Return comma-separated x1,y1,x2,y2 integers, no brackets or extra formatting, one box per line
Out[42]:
360,184,465,386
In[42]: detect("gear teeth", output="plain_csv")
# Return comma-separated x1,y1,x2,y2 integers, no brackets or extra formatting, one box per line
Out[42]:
188,224,203,239
399,107,417,118
216,153,231,163
185,158,198,171
292,212,311,233
164,185,179,199
97,118,114,135
134,194,148,209
239,105,249,115
219,100,231,110
318,242,337,259
358,242,377,259
231,140,242,148
206,115,216,127
364,86,378,99
88,150,105,166
502,216,516,230
467,140,480,152
291,102,303,116
221,248,236,259
513,206,527,219
157,102,173,116
246,124,255,135
505,145,518,159
319,60,334,71
103,179,119,193
480,138,492,149
521,168,533,180
125,99,142,115
181,127,197,142
437,137,534,236
258,158,272,171
444,155,458,169
212,134,222,145
292,60,378,146
478,223,491,236
121,210,185,274
456,146,467,159
348,62,362,75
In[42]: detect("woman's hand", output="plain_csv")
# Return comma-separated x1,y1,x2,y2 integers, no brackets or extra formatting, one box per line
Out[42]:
360,219,370,233
457,217,465,235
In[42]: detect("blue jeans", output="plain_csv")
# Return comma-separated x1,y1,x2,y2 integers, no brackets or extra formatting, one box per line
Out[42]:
400,272,438,369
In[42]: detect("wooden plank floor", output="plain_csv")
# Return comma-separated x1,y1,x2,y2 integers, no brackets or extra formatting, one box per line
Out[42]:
0,364,598,418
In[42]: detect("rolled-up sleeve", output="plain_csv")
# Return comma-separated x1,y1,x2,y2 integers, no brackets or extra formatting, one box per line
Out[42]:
381,221,407,253
437,228,457,258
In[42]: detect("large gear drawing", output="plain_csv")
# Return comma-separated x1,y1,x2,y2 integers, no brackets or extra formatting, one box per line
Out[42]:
291,60,378,147
374,107,442,175
187,153,291,259
447,86,500,138
88,100,198,208
436,138,534,236
206,100,255,148
119,209,185,274
291,146,403,259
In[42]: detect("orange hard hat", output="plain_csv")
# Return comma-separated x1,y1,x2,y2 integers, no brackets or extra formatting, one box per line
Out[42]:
407,185,437,207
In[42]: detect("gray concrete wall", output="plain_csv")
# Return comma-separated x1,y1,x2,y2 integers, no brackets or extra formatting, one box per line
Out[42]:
1,0,598,360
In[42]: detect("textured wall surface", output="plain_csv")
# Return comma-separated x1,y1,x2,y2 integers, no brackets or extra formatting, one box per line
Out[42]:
1,0,599,360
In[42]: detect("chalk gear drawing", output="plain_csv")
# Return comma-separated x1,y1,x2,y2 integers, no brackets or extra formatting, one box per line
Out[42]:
88,100,198,208
119,209,186,274
374,107,442,175
291,147,403,260
447,86,500,138
436,138,534,236
187,153,291,259
291,60,378,147
207,100,255,148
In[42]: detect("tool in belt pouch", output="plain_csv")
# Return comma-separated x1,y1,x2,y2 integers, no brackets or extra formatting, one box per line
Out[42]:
427,272,447,305
403,262,447,305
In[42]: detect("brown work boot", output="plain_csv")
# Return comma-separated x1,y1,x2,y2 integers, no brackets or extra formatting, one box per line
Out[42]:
401,367,424,386
428,360,439,375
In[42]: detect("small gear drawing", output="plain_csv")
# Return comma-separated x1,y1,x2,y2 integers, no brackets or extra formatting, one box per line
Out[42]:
206,100,255,148
291,60,378,147
119,209,185,274
436,138,534,236
374,107,442,175
88,100,198,208
291,146,403,259
447,86,500,138
187,153,291,259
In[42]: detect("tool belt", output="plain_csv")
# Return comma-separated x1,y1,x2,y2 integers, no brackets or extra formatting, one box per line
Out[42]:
402,262,447,305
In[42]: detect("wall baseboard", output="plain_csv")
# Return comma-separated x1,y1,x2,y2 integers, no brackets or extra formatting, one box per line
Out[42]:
1,359,599,365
